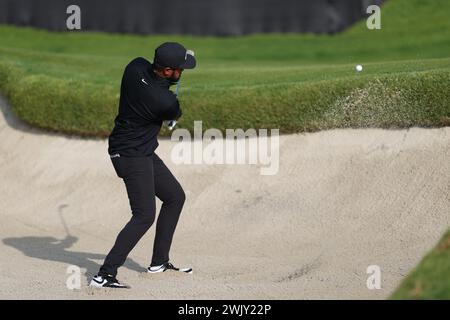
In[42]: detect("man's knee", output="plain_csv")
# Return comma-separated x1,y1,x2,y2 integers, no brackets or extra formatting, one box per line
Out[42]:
170,188,186,209
176,188,186,205
136,213,155,228
132,203,156,227
161,186,185,206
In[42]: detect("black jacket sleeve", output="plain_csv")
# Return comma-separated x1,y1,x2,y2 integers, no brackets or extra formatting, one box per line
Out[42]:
158,93,182,120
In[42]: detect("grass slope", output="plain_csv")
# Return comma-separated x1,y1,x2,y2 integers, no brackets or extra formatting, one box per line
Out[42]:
0,0,449,136
390,230,450,299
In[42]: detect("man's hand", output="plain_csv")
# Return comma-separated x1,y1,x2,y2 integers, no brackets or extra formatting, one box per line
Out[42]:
164,120,177,130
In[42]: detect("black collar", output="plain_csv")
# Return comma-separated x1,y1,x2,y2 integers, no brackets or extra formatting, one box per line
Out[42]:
148,63,172,88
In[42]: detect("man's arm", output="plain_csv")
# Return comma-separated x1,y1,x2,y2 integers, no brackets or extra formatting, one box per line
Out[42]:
159,93,182,121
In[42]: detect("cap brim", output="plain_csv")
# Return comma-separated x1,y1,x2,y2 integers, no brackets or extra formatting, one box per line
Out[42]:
179,54,196,69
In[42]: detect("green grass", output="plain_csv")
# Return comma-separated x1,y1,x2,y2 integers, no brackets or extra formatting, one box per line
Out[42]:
390,230,450,299
0,0,449,136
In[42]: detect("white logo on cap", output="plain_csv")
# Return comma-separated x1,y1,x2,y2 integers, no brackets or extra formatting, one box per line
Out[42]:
185,49,195,60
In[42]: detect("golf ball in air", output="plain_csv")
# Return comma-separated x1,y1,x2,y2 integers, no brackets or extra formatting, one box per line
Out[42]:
356,64,363,72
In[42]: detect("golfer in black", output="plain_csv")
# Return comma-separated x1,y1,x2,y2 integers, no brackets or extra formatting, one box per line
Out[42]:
90,42,196,288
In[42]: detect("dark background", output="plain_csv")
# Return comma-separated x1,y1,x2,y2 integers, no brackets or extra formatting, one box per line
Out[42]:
0,0,383,35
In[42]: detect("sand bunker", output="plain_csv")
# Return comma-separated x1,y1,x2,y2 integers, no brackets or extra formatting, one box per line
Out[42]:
0,95,449,299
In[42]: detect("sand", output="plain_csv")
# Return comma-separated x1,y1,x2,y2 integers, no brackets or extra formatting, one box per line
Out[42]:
0,95,449,299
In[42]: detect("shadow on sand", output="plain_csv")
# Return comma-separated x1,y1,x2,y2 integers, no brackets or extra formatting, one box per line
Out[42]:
3,235,146,283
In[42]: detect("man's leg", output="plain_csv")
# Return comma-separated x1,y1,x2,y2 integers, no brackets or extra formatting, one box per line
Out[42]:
150,153,186,267
99,156,156,277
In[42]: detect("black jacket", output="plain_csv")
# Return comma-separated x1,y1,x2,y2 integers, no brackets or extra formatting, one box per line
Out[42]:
108,57,182,157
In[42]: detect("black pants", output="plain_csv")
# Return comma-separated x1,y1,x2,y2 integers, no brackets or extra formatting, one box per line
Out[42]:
99,153,186,277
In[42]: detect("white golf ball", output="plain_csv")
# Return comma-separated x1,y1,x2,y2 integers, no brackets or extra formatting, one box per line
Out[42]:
356,64,363,72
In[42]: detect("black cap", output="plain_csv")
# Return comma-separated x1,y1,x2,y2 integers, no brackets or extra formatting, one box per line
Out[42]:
153,42,196,69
